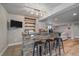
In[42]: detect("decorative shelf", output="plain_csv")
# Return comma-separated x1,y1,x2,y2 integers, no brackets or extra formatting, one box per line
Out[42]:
23,17,36,32
25,26,35,27
25,29,35,31
25,22,35,24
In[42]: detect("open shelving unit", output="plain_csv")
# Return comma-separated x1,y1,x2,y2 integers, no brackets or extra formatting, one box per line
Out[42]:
22,16,37,56
23,17,36,33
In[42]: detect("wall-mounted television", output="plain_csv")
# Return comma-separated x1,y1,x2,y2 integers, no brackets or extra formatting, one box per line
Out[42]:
10,20,22,28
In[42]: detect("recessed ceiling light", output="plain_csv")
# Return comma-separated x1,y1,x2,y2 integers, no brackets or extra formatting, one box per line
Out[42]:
73,13,77,16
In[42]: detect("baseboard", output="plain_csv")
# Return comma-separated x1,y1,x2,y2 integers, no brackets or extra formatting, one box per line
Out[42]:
8,42,22,47
0,46,8,56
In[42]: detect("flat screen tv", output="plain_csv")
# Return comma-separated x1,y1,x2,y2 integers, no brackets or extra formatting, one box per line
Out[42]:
10,20,22,28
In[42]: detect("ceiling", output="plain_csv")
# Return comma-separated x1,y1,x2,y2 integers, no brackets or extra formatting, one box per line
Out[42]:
1,3,62,17
41,3,79,25
54,6,79,23
2,3,79,25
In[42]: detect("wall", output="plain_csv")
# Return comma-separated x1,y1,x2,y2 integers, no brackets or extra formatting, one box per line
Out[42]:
54,24,74,40
73,23,79,38
8,14,46,45
54,23,79,40
55,25,68,40
8,14,24,45
0,4,8,55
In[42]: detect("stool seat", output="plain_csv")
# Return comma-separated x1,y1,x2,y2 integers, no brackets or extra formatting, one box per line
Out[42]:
35,41,44,45
46,39,54,42
38,41,44,44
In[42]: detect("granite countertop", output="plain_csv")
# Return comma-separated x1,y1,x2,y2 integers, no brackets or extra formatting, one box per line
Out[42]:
22,32,55,55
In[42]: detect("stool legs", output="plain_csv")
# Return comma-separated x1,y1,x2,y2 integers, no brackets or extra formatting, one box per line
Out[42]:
44,43,46,55
33,39,65,56
45,41,52,56
33,43,35,56
44,43,47,55
36,46,38,56
49,42,52,55
33,44,39,56
61,39,65,54
53,40,57,56
54,39,65,56
39,45,42,56
59,44,61,56
33,41,44,56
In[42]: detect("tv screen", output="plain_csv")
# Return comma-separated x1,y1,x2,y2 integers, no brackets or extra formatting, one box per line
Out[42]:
10,20,22,28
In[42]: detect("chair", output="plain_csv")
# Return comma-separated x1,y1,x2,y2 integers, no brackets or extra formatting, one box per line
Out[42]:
44,39,54,55
33,40,45,56
53,37,65,56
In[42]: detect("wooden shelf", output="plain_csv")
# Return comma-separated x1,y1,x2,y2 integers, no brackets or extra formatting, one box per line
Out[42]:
24,19,36,21
25,22,35,24
25,20,36,22
25,26,35,27
24,17,36,20
24,17,36,32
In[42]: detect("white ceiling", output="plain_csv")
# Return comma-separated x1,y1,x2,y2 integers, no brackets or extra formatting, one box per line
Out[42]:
40,3,79,25
2,3,79,25
1,3,62,17
54,6,79,23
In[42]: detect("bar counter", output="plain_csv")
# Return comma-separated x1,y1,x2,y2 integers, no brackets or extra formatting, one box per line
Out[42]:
21,32,56,56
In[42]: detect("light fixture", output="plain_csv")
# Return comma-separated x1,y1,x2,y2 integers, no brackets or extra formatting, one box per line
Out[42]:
73,13,77,16
24,6,46,17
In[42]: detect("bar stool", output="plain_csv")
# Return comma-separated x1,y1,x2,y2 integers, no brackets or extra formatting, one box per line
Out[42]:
53,37,65,56
44,39,54,56
33,40,45,56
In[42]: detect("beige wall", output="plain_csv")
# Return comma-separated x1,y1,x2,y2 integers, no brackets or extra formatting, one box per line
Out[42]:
73,24,79,38
7,14,24,45
0,4,8,55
